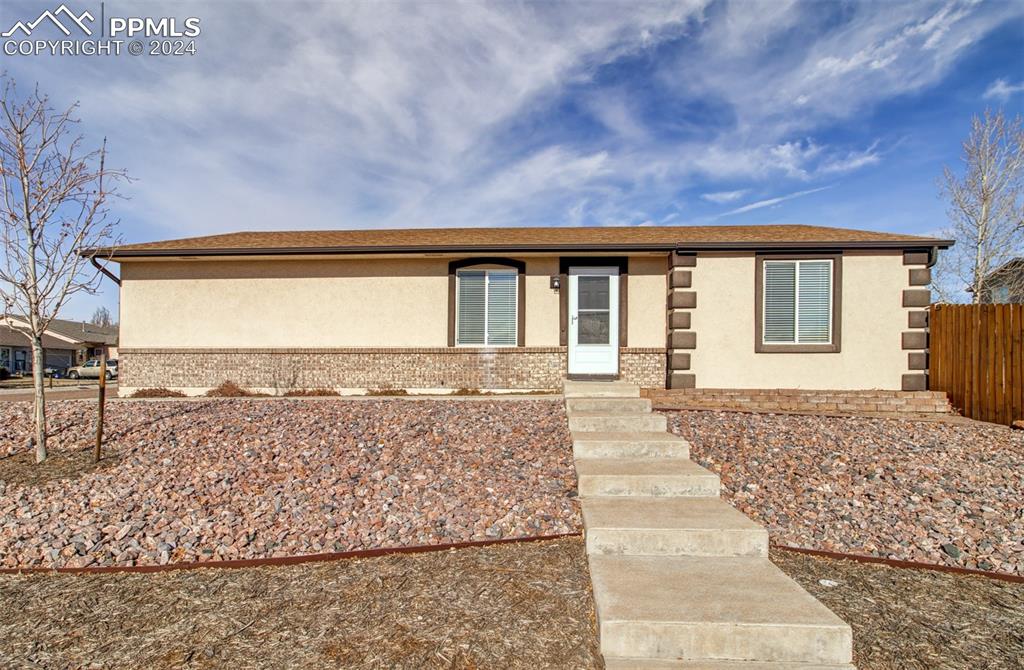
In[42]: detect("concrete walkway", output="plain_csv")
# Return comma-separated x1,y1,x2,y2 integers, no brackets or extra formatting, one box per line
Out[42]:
565,380,854,669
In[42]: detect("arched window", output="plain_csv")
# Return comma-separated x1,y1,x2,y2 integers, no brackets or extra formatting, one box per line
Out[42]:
447,258,525,347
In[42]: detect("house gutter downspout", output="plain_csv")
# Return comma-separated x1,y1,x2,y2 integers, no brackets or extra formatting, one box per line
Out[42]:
91,256,121,286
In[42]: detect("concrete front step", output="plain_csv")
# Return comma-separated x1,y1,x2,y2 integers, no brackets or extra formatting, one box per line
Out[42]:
575,458,719,497
564,380,641,398
572,432,691,459
604,659,855,669
566,397,653,414
582,497,769,557
589,555,853,666
568,411,668,433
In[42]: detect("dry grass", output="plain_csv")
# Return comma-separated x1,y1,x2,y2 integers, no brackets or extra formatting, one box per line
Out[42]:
771,548,1024,669
1,535,1020,669
0,537,602,670
449,388,557,396
281,388,340,397
204,381,268,398
129,388,187,398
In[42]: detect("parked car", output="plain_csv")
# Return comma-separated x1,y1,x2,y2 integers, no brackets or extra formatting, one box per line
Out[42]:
67,359,117,380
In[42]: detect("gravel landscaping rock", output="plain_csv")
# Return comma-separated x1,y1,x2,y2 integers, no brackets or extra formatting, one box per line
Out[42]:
667,410,1024,576
0,399,579,568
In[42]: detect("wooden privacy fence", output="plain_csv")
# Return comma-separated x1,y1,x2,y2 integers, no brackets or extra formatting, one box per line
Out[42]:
929,304,1024,426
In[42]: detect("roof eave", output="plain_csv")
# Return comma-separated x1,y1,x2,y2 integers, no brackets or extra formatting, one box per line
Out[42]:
675,239,954,251
83,238,954,260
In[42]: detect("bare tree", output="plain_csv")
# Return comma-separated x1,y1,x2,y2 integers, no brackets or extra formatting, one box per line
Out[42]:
90,305,114,327
933,109,1024,303
0,79,125,462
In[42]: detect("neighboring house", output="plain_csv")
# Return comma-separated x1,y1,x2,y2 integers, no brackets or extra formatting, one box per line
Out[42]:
44,319,119,362
86,224,952,396
0,325,76,374
0,318,118,374
979,257,1024,304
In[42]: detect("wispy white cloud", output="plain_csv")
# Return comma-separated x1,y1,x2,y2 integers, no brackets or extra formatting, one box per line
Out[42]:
701,189,749,204
720,186,833,217
678,0,1020,136
983,78,1024,101
818,142,882,174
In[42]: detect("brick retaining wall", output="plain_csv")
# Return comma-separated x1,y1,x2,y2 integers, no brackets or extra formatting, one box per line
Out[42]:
643,388,952,415
120,347,666,392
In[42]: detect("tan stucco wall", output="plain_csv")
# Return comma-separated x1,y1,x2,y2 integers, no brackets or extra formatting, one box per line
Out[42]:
119,255,663,350
525,257,560,346
628,256,667,347
120,258,451,348
690,251,907,389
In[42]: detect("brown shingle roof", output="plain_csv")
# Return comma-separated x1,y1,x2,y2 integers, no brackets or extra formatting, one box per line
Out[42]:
46,319,118,345
92,224,951,258
0,325,76,349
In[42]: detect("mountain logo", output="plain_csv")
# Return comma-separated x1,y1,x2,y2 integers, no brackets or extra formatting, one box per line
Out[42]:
2,4,95,38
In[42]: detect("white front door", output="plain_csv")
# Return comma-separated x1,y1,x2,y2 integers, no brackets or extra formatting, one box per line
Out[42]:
568,267,619,376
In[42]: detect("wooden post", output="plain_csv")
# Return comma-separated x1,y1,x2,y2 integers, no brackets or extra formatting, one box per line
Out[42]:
95,352,106,462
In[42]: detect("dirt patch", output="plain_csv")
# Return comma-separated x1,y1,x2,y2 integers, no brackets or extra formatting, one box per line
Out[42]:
0,537,601,670
771,548,1024,669
0,447,119,487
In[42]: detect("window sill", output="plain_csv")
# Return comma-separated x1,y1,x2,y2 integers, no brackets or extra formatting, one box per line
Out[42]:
755,343,841,354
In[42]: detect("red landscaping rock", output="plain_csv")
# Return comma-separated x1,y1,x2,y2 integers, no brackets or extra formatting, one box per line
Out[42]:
0,399,580,568
665,410,1024,576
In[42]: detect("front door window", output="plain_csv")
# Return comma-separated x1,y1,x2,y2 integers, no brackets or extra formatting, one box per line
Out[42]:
577,276,611,344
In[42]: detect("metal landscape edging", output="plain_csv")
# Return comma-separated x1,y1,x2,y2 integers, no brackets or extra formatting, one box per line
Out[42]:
0,532,583,576
772,543,1023,584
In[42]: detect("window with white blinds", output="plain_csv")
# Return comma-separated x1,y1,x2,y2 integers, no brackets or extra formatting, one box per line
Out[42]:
763,260,833,345
456,269,517,346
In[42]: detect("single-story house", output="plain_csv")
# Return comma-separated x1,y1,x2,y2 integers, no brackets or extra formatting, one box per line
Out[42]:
86,224,952,396
0,318,118,374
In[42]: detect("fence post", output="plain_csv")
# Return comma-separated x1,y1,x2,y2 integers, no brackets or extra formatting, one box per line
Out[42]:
95,352,107,463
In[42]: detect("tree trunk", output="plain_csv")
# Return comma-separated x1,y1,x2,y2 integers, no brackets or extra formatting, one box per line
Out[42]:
31,336,47,463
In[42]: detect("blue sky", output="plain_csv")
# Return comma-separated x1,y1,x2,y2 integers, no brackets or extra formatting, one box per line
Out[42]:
1,0,1022,320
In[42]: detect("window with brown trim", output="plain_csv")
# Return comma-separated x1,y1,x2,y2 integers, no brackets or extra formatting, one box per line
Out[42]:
447,258,526,347
755,253,842,353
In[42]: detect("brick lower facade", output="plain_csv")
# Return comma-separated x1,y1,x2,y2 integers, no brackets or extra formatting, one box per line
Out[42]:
643,388,951,415
120,347,667,392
